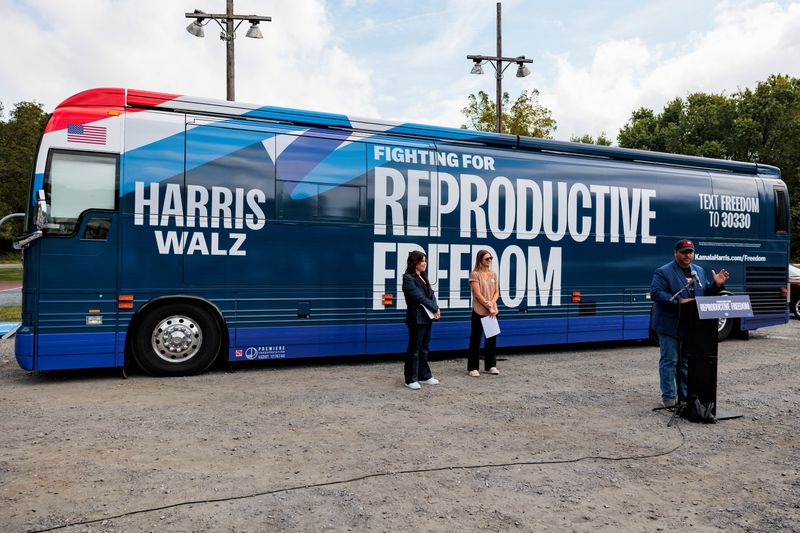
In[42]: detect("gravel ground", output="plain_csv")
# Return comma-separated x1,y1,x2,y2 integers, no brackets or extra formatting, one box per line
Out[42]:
0,320,798,532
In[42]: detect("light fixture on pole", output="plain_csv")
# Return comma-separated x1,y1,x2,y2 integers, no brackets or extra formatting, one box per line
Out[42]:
466,2,532,133
245,21,263,39
185,1,271,101
470,60,484,75
186,11,207,38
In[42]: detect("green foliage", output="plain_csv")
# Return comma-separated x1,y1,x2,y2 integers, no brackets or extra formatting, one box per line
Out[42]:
461,90,556,137
617,75,800,260
570,132,612,146
0,101,48,250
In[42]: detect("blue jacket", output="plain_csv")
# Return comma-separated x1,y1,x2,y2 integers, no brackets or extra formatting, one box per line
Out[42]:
649,261,723,338
402,273,439,325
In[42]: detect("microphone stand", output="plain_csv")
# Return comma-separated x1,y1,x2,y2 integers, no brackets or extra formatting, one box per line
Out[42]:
670,279,695,302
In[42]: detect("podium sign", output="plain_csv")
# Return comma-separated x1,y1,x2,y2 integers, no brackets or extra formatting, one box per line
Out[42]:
695,295,753,320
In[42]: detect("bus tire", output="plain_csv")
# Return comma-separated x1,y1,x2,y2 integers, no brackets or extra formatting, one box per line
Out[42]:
717,317,734,342
132,303,221,376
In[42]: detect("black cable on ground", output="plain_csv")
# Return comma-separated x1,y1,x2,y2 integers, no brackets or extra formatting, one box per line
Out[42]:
29,424,685,533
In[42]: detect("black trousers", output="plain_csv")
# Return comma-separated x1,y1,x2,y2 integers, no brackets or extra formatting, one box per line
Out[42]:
405,323,433,384
468,311,496,371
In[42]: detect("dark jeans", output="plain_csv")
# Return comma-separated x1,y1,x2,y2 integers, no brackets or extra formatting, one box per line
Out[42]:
405,323,433,384
658,333,688,401
468,311,496,371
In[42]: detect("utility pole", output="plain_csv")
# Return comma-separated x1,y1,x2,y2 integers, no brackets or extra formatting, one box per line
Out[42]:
467,2,532,133
185,0,271,101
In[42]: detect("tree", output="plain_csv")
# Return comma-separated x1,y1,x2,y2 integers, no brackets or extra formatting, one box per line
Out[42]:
617,75,800,260
461,89,556,138
0,100,48,251
570,133,612,146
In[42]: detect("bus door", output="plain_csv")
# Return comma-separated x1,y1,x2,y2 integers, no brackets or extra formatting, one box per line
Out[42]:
34,150,120,370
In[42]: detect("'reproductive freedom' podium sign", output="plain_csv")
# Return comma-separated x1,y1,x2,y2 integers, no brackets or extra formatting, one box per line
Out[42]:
695,295,754,320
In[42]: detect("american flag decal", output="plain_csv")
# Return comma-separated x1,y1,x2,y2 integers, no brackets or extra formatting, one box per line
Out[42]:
67,124,107,145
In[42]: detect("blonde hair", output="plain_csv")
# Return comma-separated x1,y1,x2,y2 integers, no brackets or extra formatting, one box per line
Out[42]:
473,249,492,272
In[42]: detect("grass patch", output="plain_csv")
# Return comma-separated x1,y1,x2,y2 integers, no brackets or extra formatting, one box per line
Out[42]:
0,268,22,283
0,306,21,321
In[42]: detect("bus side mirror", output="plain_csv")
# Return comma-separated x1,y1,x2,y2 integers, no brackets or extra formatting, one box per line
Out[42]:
35,189,49,230
13,190,48,249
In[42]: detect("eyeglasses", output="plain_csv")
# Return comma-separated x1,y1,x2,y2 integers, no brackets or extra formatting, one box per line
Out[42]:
483,256,493,261
677,250,694,255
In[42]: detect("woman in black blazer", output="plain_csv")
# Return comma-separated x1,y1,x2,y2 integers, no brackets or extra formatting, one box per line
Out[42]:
401,251,441,390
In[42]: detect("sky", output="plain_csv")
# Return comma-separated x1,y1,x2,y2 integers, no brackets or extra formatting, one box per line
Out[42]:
1,0,798,142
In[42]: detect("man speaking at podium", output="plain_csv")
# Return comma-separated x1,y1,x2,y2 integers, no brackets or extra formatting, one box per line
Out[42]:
650,239,730,408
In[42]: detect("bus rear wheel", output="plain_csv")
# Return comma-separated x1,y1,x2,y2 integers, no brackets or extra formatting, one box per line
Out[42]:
132,303,221,376
717,317,734,341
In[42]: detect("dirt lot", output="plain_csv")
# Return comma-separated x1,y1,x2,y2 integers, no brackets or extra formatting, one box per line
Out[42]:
1,320,798,532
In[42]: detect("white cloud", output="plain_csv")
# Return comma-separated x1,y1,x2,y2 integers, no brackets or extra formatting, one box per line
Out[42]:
1,0,797,143
539,39,653,140
0,0,377,118
539,1,800,142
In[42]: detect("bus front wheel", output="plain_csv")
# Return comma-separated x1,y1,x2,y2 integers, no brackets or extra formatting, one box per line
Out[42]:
132,303,221,376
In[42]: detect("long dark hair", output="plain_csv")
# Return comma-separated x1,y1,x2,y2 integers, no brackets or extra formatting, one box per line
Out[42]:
405,250,429,285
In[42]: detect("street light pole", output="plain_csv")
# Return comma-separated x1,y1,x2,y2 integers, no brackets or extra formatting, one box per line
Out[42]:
226,0,235,101
467,2,532,134
185,1,272,101
495,2,502,134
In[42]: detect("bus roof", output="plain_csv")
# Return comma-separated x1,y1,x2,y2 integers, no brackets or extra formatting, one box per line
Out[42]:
58,87,781,178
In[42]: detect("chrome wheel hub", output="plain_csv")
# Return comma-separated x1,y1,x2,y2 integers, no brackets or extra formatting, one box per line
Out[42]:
151,315,203,363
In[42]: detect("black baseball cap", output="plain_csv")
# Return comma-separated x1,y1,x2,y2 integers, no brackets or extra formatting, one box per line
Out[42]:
675,239,695,252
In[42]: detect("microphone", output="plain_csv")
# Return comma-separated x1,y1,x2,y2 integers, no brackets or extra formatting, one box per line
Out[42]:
691,271,702,289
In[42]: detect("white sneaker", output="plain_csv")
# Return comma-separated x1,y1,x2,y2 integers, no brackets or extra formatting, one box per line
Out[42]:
420,377,439,385
405,382,421,390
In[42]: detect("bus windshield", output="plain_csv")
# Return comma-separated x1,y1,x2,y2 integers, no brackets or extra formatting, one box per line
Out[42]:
44,151,117,235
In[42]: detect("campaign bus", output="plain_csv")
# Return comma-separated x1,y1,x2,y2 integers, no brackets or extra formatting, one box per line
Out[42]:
11,88,791,376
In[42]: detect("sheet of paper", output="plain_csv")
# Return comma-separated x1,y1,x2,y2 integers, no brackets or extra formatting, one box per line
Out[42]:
480,315,501,338
422,305,435,319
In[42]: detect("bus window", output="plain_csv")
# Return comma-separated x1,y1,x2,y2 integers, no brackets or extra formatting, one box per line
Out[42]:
44,151,117,235
82,217,112,240
278,182,362,221
774,188,788,234
276,134,366,222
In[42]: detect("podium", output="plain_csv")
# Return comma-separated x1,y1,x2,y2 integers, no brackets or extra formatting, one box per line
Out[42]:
676,296,751,423
681,301,719,420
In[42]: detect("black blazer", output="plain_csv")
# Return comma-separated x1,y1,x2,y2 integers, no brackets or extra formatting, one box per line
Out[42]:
402,273,439,325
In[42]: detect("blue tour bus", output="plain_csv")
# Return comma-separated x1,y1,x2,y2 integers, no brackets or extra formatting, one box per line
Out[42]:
12,88,791,376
